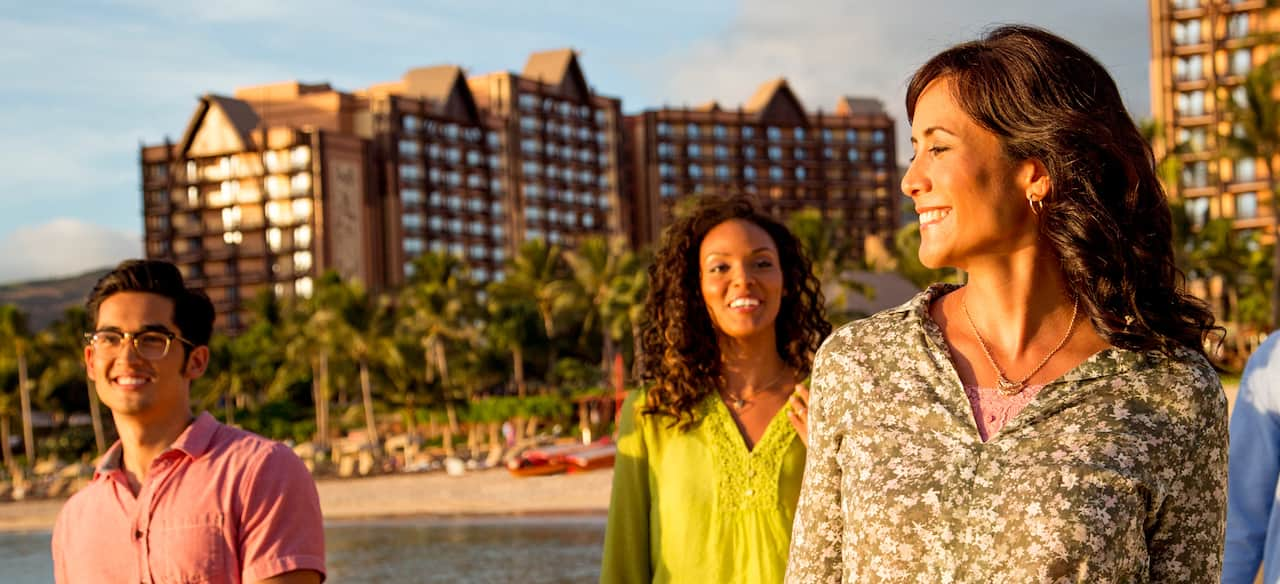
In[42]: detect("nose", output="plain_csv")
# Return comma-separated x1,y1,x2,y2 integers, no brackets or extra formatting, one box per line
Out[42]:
120,337,147,363
901,158,929,199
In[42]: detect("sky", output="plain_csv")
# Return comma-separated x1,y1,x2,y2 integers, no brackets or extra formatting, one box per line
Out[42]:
0,0,1151,284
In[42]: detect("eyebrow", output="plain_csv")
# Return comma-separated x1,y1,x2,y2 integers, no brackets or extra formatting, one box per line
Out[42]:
909,125,957,144
94,324,175,334
704,247,779,260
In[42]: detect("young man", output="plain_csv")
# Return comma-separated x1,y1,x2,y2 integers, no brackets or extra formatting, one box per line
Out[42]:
52,260,325,583
1224,331,1280,584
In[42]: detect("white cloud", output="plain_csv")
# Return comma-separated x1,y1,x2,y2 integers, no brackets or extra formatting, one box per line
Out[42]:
0,219,140,284
654,0,1151,161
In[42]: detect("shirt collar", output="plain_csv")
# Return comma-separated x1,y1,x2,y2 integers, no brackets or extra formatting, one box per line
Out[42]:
898,282,1160,384
91,412,220,479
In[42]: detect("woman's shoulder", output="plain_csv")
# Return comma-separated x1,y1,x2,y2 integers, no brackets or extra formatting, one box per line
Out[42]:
818,285,937,356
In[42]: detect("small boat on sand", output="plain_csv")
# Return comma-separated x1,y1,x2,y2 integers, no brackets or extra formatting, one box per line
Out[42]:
508,439,616,477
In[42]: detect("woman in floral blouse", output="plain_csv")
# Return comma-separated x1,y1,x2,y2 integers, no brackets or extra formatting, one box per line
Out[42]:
602,194,831,583
786,25,1226,583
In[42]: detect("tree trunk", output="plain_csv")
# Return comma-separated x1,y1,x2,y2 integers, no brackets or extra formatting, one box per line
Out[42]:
359,360,380,450
17,349,33,465
86,376,106,455
442,403,457,458
0,414,14,475
513,343,527,399
314,354,331,452
485,422,503,467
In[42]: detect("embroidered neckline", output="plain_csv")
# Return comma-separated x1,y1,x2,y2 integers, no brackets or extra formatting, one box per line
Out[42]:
701,394,798,511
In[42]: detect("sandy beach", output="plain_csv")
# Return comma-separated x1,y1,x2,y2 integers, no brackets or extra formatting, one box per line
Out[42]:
0,467,613,534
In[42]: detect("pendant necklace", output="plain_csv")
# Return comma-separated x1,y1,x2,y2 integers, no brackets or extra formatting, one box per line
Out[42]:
961,295,1079,396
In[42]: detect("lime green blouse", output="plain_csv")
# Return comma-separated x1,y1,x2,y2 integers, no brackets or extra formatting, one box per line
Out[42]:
601,390,806,583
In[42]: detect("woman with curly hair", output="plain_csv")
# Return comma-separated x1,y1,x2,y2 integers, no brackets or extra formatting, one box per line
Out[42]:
786,25,1226,583
601,194,831,583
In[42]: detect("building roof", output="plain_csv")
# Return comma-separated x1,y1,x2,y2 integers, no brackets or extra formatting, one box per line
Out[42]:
743,78,808,125
178,94,261,156
522,48,590,101
836,96,887,116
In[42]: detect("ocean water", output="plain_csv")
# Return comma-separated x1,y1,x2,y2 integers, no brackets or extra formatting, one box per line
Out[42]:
0,514,606,583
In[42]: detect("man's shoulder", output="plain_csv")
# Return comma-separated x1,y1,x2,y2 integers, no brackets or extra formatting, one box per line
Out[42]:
203,423,308,478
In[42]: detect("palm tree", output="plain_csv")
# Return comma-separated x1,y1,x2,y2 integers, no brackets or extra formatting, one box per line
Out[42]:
272,294,333,451
563,235,645,382
308,272,398,452
498,239,577,387
1220,57,1280,327
398,252,478,456
484,283,539,398
0,305,35,465
43,307,106,455
787,208,876,323
602,252,650,383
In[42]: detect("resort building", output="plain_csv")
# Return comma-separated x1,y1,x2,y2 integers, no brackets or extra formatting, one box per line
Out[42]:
141,49,896,330
141,50,624,330
1149,0,1278,238
624,81,899,257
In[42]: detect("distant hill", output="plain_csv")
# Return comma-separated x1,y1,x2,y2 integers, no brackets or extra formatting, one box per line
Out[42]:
0,268,110,331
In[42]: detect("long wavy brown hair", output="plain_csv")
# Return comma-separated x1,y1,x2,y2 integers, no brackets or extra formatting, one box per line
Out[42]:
906,25,1220,357
638,194,831,430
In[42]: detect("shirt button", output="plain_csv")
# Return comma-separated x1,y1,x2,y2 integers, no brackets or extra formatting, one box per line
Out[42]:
133,530,142,540
745,488,754,496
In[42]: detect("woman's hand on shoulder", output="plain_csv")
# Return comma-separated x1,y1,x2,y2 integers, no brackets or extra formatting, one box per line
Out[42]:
787,383,811,448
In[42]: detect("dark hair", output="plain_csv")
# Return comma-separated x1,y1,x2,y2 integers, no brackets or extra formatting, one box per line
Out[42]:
86,259,216,357
638,194,831,429
905,24,1219,357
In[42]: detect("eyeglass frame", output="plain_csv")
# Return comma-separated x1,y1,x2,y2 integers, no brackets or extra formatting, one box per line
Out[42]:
83,327,197,360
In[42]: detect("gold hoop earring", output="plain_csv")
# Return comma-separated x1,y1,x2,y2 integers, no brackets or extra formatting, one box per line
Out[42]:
1029,198,1044,215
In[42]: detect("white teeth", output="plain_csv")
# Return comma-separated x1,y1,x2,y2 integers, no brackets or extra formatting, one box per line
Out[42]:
729,298,761,308
919,209,951,224
115,376,149,386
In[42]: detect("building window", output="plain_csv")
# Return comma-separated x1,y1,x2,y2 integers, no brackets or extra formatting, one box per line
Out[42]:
1228,13,1249,39
658,143,673,158
660,183,677,198
742,126,756,139
793,128,805,140
1231,49,1252,76
848,149,861,162
744,166,757,180
402,188,423,204
1177,127,1208,152
769,166,783,180
794,148,807,160
688,144,702,158
403,214,423,229
714,145,729,159
660,163,674,178
872,150,887,164
689,165,703,179
687,124,700,139
405,238,425,254
767,127,782,141
822,129,834,142
1182,160,1209,188
657,122,671,137
402,115,420,132
399,140,420,157
1175,55,1203,82
1235,157,1257,182
295,225,312,248
1172,0,1199,8
1173,19,1202,46
400,164,422,181
768,146,782,160
716,165,731,181
796,167,807,181
1237,192,1259,219
744,146,757,159
1176,91,1205,117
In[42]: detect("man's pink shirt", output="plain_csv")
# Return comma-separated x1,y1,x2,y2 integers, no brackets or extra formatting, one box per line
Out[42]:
52,412,326,583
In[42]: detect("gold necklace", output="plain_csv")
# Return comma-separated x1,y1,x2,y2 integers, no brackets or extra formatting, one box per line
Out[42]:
961,294,1079,396
723,367,792,411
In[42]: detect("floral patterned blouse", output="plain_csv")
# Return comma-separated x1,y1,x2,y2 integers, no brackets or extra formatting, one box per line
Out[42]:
785,284,1227,583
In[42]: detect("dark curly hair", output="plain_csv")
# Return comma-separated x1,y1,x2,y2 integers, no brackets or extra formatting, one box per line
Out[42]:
905,25,1219,357
638,194,831,430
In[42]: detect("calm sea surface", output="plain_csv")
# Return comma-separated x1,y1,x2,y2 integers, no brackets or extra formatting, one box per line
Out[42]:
0,514,606,583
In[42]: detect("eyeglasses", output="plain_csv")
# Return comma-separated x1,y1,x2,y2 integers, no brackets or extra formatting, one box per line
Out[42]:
84,329,195,360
